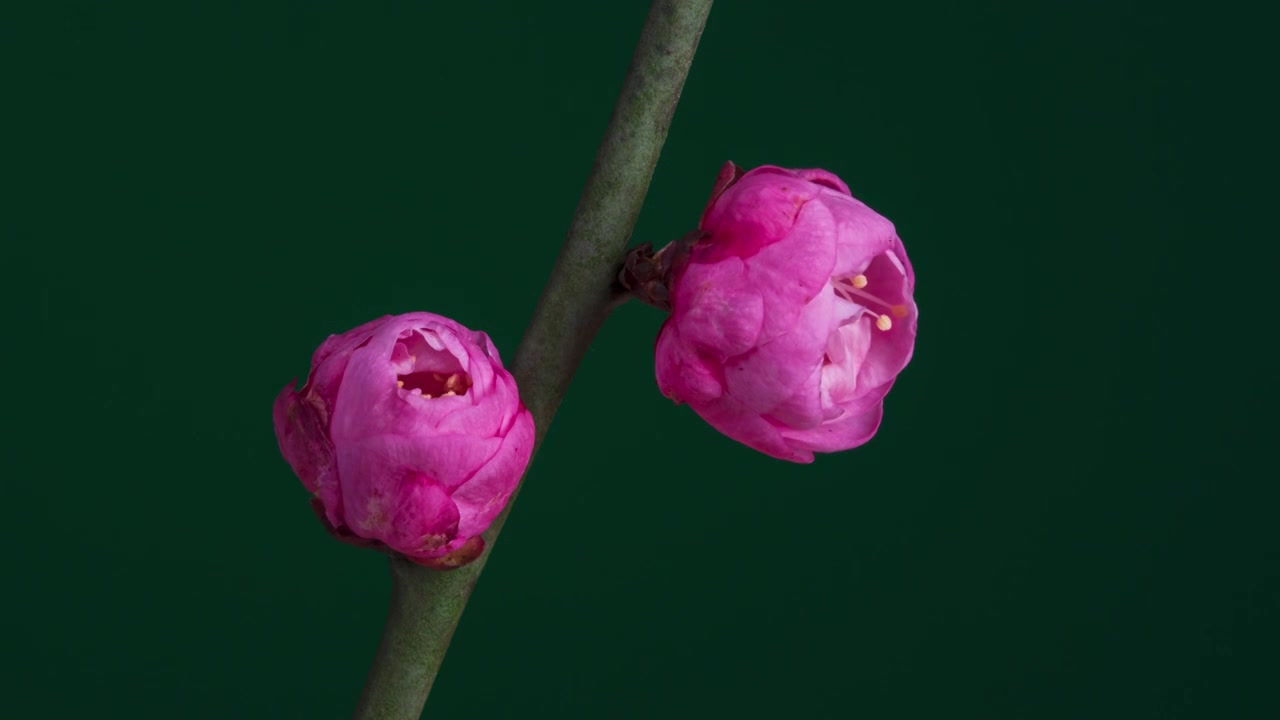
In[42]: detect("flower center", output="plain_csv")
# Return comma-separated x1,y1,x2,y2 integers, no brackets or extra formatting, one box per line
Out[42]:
832,274,908,331
397,368,472,398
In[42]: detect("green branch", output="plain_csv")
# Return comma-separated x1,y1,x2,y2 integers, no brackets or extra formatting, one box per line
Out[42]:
352,2,714,717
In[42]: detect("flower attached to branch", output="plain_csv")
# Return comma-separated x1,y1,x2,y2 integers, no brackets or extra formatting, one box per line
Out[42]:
274,313,534,569
653,163,917,463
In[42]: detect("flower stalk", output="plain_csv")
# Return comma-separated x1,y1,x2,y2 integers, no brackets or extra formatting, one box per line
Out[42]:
351,1,714,717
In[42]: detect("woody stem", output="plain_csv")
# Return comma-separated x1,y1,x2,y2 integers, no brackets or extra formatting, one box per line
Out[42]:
351,1,714,718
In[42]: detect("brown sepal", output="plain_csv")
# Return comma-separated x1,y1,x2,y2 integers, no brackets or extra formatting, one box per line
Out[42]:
309,498,487,571
617,229,709,312
413,536,486,571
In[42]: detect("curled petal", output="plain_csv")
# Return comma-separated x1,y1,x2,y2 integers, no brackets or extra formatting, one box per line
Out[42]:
780,401,885,455
655,321,726,404
724,289,833,416
671,256,764,356
452,408,535,539
696,393,813,464
387,477,461,557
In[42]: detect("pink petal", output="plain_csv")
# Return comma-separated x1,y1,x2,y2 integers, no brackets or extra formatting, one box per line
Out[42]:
697,167,815,262
692,394,813,463
672,256,765,360
724,288,834,415
273,384,346,525
273,385,323,494
434,368,519,438
748,199,839,343
821,320,872,405
824,194,898,280
386,477,462,556
330,320,492,441
761,360,825,430
655,321,726,404
311,315,394,369
780,401,885,454
349,431,500,492
306,315,394,407
451,408,534,538
795,168,852,195
853,249,918,393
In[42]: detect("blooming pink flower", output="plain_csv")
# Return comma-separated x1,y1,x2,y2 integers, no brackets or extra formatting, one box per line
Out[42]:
273,313,534,569
655,163,917,463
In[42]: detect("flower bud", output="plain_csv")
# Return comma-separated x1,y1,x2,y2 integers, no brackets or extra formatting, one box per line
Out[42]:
655,163,917,463
273,313,534,568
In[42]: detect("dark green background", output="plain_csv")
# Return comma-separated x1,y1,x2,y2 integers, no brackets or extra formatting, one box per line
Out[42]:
7,1,1275,717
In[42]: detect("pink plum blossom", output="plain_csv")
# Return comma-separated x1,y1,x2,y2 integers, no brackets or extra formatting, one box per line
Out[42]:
655,163,917,463
273,313,534,569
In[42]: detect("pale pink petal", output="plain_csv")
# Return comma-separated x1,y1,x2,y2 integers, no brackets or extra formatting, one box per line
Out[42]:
780,401,885,454
724,289,833,415
822,320,872,405
693,394,813,463
762,360,825,430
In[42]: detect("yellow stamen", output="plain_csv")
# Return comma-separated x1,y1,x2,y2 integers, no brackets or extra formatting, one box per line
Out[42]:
397,380,405,388
833,274,908,331
444,373,468,395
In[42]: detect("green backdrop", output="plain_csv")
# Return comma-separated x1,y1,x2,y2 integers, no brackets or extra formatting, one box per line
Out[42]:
7,1,1274,718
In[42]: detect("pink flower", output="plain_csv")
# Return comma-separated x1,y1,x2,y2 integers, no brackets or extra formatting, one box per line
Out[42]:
273,313,534,569
655,163,917,463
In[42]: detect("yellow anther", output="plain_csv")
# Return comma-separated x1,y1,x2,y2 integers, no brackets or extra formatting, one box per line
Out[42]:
397,380,405,388
444,373,468,394
852,274,868,289
875,314,893,331
442,391,456,397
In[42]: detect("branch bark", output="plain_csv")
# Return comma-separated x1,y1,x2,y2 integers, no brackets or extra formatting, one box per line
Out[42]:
352,2,714,717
